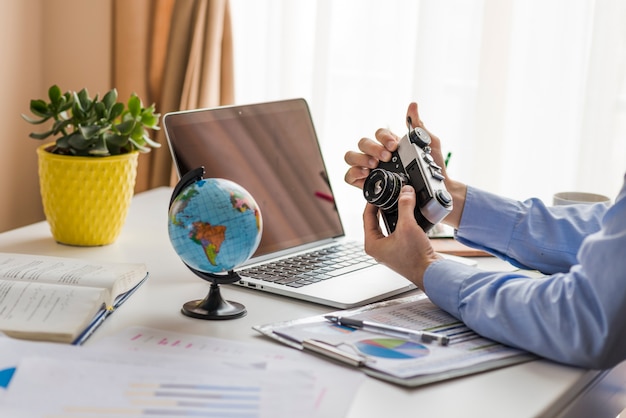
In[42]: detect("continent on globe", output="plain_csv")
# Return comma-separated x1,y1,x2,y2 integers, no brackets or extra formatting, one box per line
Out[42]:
169,187,200,227
189,221,227,266
230,191,261,229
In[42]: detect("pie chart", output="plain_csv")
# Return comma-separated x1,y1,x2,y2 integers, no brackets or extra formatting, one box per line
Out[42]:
354,338,429,359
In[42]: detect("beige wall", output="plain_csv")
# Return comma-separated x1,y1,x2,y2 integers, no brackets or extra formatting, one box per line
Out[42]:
0,0,112,232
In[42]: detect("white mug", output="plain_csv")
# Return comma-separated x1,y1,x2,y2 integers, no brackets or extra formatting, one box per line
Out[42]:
553,191,611,206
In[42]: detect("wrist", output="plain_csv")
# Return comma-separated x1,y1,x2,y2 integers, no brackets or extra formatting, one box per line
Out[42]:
444,179,467,229
412,252,443,290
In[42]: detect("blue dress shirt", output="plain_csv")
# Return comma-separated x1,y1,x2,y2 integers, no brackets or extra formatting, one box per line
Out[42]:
424,173,626,369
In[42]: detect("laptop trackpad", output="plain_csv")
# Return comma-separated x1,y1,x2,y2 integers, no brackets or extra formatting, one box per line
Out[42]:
294,265,416,308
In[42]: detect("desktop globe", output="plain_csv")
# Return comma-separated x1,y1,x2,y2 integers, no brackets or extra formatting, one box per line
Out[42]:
168,168,262,319
168,178,262,273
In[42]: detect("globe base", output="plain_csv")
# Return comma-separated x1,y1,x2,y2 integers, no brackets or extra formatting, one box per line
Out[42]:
181,282,247,320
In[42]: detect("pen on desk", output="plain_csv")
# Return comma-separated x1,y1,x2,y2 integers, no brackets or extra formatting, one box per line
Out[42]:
325,315,449,346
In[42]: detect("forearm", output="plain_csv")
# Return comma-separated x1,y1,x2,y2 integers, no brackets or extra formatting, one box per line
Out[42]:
424,259,626,369
454,186,605,273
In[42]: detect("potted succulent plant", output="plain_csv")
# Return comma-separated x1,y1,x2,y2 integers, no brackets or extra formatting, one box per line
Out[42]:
22,84,161,246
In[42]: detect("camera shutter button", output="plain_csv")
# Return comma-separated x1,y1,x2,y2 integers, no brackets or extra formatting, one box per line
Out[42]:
408,127,431,148
435,190,453,207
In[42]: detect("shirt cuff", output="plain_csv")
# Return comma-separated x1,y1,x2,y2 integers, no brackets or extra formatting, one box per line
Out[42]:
454,186,522,258
423,258,480,320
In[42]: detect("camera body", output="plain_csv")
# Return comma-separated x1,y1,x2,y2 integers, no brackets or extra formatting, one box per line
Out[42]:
363,127,452,233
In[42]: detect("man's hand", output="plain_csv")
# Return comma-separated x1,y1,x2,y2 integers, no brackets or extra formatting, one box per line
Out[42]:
363,185,442,289
345,102,468,228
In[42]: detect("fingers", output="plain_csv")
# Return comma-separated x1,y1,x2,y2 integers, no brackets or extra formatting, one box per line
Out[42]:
344,166,370,189
374,129,399,154
344,133,398,189
396,185,417,230
355,135,395,162
344,146,375,188
363,203,384,244
344,148,378,170
345,103,430,191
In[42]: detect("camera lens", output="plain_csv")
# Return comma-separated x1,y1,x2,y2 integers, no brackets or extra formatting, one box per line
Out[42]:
363,168,406,211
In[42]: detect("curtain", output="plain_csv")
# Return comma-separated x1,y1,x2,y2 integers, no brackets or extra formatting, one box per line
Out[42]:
229,0,626,218
113,0,234,192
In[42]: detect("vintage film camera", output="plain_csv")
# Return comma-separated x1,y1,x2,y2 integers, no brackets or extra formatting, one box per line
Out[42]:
363,125,452,233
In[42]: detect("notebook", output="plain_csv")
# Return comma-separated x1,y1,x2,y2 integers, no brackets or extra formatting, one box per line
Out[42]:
163,98,416,308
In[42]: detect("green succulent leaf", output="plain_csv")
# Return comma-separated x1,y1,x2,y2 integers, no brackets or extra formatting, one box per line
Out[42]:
104,132,129,147
115,119,135,135
28,130,54,140
48,85,62,104
76,89,91,110
142,133,161,148
71,97,86,120
79,125,102,140
110,102,124,120
88,139,111,156
67,132,92,150
28,100,51,118
102,89,118,112
140,112,159,128
55,135,69,149
51,118,72,135
57,95,73,113
128,136,150,152
24,85,160,156
94,102,107,119
21,113,49,125
127,95,141,117
130,123,146,142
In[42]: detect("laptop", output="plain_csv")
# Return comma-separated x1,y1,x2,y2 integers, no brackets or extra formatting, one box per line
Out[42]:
163,98,416,308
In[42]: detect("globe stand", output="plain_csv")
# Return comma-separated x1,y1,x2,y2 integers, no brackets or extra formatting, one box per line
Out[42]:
171,167,252,320
181,264,247,320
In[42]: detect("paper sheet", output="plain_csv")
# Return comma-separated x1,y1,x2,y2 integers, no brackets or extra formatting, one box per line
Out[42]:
0,327,364,417
5,357,317,417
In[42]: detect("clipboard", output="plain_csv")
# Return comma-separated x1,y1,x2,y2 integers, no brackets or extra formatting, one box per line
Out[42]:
253,294,535,387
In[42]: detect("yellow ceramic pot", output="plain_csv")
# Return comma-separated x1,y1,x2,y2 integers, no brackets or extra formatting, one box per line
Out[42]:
37,144,138,246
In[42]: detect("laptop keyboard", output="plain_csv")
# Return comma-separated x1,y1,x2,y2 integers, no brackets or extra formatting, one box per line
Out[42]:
240,241,377,288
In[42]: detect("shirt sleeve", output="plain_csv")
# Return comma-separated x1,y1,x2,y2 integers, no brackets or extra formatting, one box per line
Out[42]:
424,174,626,369
453,186,607,273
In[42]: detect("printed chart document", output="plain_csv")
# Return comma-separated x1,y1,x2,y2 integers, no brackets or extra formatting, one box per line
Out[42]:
0,327,364,418
0,252,148,344
254,293,536,387
94,327,364,417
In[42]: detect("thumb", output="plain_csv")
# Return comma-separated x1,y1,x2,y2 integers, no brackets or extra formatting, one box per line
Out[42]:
406,102,422,129
363,202,384,240
396,185,417,228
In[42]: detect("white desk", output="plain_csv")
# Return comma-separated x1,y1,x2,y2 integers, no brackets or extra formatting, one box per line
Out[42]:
0,187,619,418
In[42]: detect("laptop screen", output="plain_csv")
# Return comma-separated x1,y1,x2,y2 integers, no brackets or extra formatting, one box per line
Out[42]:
163,99,345,259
